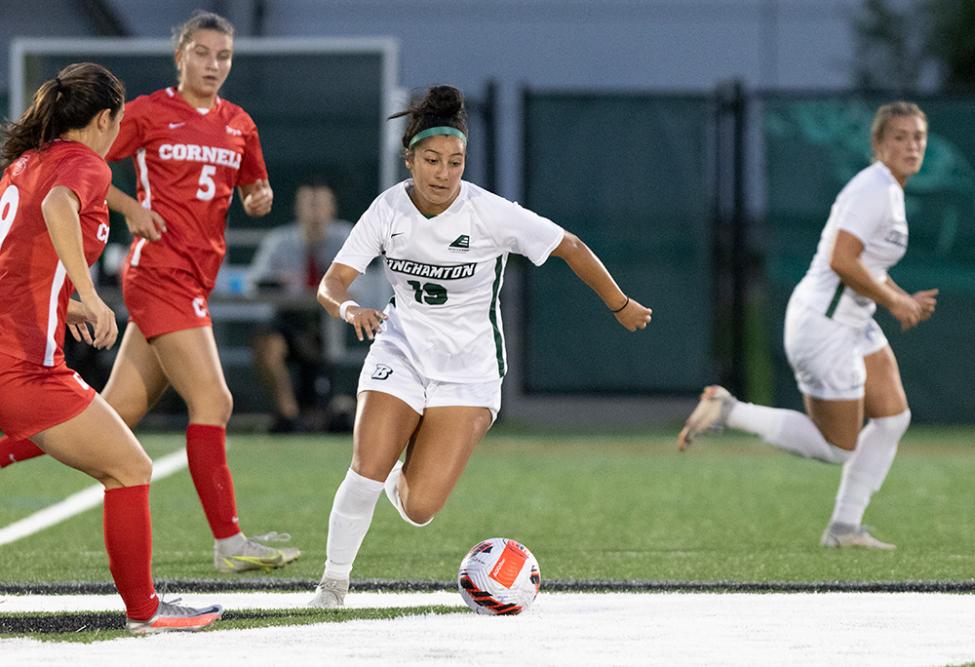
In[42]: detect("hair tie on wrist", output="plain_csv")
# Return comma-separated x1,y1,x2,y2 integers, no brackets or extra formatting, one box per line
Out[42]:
611,296,629,313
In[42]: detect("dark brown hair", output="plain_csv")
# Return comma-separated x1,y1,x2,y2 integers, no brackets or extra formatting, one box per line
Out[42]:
1,62,125,169
172,9,236,52
389,85,468,152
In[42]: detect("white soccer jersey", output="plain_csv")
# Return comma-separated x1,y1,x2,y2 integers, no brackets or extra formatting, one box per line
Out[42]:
791,161,909,328
334,180,564,383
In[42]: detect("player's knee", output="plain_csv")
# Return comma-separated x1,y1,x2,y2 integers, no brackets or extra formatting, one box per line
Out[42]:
401,496,439,527
130,450,154,485
219,388,234,420
98,448,152,488
188,385,233,424
872,408,911,440
828,433,858,452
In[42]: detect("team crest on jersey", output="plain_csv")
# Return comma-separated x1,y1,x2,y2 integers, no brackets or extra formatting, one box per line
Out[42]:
448,234,470,252
11,156,28,176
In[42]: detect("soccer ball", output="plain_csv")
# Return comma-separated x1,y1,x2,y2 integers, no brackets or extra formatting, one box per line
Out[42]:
457,537,541,615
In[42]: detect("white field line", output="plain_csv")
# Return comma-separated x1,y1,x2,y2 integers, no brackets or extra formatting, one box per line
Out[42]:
0,449,187,546
2,593,975,666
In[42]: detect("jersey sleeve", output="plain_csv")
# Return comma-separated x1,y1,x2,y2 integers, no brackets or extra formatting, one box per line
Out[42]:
51,152,111,208
833,180,888,245
105,96,148,162
236,113,268,186
332,200,386,274
491,200,564,266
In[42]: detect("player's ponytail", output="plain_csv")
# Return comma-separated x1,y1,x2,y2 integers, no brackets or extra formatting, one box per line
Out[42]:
390,85,469,153
0,62,125,169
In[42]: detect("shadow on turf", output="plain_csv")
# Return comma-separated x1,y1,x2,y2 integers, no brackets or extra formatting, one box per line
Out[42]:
3,578,975,595
0,606,459,638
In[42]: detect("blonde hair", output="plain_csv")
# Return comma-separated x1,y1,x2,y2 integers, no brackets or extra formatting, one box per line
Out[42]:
871,101,927,146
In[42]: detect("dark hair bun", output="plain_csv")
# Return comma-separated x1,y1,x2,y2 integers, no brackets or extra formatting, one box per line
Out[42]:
422,86,464,116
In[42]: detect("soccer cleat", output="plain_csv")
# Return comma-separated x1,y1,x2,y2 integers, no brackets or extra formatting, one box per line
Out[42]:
820,524,896,550
677,385,737,451
213,532,302,573
308,576,349,609
126,600,223,635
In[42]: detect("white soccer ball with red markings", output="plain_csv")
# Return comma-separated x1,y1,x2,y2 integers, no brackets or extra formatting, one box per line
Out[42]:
457,537,541,615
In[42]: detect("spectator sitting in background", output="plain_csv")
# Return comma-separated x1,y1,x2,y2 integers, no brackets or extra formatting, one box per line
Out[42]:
249,177,352,432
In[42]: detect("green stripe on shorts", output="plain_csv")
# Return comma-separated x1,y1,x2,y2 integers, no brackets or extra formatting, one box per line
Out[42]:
825,283,844,318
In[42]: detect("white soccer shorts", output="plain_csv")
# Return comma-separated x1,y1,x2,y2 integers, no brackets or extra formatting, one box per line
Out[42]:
357,338,502,420
784,297,889,401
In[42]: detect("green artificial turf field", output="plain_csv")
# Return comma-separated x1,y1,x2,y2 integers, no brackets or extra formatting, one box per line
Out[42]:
2,426,974,586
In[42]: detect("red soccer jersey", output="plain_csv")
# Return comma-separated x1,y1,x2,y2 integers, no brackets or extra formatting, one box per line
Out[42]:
0,141,112,366
106,87,268,290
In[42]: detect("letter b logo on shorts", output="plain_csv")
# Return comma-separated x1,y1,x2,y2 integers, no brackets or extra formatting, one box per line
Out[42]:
371,364,393,380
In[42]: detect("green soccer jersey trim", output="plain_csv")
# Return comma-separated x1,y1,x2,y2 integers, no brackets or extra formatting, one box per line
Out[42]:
489,256,506,378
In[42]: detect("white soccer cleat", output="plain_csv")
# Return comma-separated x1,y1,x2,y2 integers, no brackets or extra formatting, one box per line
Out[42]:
125,600,223,635
677,385,736,451
308,576,349,608
213,532,301,573
820,524,896,550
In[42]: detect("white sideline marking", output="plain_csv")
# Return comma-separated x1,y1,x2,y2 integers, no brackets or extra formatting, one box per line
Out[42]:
2,593,975,666
0,449,187,546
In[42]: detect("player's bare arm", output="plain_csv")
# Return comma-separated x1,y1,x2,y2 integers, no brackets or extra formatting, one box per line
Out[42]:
549,230,652,331
885,276,938,322
830,229,922,330
41,186,117,349
106,184,167,241
240,179,273,217
318,262,386,341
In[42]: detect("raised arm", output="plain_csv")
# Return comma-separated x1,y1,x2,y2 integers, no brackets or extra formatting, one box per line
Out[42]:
41,186,117,348
549,230,652,331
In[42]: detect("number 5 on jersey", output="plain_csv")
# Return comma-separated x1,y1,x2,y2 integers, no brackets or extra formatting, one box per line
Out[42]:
196,165,216,201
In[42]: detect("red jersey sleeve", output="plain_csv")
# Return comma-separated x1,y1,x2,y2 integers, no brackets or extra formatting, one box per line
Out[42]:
236,112,268,186
105,96,149,162
50,151,111,209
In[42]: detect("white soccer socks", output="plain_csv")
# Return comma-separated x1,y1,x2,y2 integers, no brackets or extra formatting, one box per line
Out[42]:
727,402,852,464
384,459,433,527
829,409,910,528
323,468,384,580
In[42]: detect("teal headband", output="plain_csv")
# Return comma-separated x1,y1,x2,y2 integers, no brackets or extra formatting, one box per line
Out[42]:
408,126,467,148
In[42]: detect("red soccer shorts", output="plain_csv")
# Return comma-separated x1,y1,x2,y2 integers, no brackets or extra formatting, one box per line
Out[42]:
0,351,96,440
122,265,213,340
